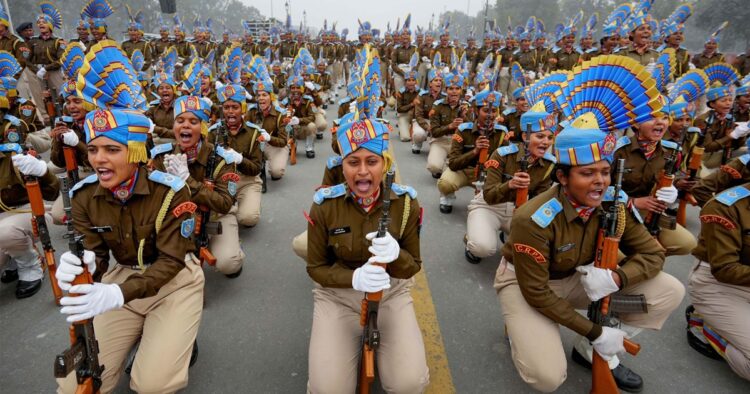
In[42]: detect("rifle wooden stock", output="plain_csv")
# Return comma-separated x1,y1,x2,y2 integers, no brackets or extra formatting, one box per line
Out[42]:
515,186,529,207
195,180,217,266
63,146,80,184
591,351,618,394
688,146,704,171
289,136,297,165
644,170,675,234
25,177,63,304
358,263,386,394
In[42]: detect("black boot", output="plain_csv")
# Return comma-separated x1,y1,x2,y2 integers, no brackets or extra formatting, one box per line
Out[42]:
464,248,481,264
315,132,323,140
571,348,644,393
439,204,452,214
1,269,18,283
225,266,243,279
260,166,267,194
306,150,315,159
15,279,42,299
431,172,442,179
685,305,724,361
189,340,199,367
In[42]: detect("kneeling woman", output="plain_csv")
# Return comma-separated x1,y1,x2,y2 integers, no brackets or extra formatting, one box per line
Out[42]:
151,95,245,277
306,118,429,393
55,40,203,392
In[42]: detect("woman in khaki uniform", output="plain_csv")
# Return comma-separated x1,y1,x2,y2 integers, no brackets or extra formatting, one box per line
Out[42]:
246,78,290,181
687,183,750,381
55,40,202,393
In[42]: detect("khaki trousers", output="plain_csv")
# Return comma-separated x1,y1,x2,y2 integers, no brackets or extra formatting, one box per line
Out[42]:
412,122,427,148
466,194,513,258
294,123,318,140
497,67,517,102
0,209,48,281
28,70,64,120
236,174,262,227
209,206,245,275
314,111,328,133
27,129,52,153
657,223,697,257
437,167,473,196
57,255,204,394
16,69,34,104
689,263,750,380
307,278,429,394
397,113,413,142
417,63,428,89
426,136,452,175
292,229,307,261
264,145,289,179
494,259,684,392
49,168,95,225
393,74,405,93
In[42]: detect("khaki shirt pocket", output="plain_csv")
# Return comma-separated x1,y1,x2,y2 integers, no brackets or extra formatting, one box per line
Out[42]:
328,231,354,258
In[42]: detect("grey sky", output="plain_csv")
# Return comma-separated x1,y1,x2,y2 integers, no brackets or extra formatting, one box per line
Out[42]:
247,0,480,38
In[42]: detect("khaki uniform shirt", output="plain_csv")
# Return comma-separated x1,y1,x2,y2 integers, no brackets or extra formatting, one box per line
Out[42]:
512,48,537,71
0,148,59,209
483,144,555,205
617,45,658,66
70,166,194,302
11,99,44,133
551,48,581,71
415,91,444,131
429,100,469,138
50,122,89,169
216,123,263,177
245,105,288,148
391,45,417,76
0,34,29,72
395,88,419,115
307,185,422,287
692,156,750,207
613,136,681,198
501,184,666,340
121,39,153,70
145,101,175,138
27,35,64,71
152,38,173,58
692,183,750,285
691,52,725,69
150,142,235,215
695,111,737,168
446,122,506,172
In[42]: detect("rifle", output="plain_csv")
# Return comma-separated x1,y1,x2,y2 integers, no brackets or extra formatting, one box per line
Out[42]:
677,127,702,226
54,176,104,394
357,169,396,394
473,120,494,194
42,72,57,119
588,158,645,394
644,143,679,237
22,148,63,305
194,140,222,266
55,116,80,184
515,129,531,207
286,105,297,165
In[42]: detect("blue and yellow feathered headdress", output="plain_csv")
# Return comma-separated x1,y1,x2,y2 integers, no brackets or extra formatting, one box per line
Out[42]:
704,62,739,102
0,51,21,97
706,21,728,46
0,4,10,28
77,40,149,163
651,48,676,92
524,71,569,114
554,55,662,165
38,2,63,30
223,45,243,85
81,0,113,33
510,62,526,87
180,58,204,94
601,3,631,38
61,43,85,98
668,69,709,104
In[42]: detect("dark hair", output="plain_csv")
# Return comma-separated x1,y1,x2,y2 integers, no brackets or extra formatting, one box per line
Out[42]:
551,164,572,184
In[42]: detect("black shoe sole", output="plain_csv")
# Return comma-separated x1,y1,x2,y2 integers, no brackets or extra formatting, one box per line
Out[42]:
432,172,442,179
687,329,724,361
571,348,643,393
464,250,481,264
189,340,199,367
439,205,452,214
411,150,420,154
306,152,315,158
225,267,243,278
15,281,42,299
1,269,18,283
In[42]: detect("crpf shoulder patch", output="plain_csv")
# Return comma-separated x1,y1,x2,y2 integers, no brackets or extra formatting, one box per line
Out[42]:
69,174,99,198
148,170,186,192
497,144,519,157
221,172,240,196
391,183,417,199
720,165,742,180
700,214,737,230
484,159,500,169
172,201,198,217
513,243,546,264
715,185,750,206
452,133,464,143
327,155,343,169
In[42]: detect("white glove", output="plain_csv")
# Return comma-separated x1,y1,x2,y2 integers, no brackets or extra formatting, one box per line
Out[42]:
225,148,244,164
352,263,391,292
175,61,183,68
348,101,357,114
421,56,430,63
36,67,47,79
304,81,315,91
289,116,300,126
215,80,224,90
245,92,253,101
7,116,20,126
147,118,156,135
655,185,679,204
61,130,79,146
11,154,47,177
688,62,696,70
729,122,750,140
592,327,627,361
165,153,190,181
56,250,96,291
365,231,400,264
526,70,536,80
576,263,619,302
59,283,124,323
260,130,271,142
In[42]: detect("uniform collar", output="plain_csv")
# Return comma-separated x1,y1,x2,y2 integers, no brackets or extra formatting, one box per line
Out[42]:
557,185,600,223
93,166,151,200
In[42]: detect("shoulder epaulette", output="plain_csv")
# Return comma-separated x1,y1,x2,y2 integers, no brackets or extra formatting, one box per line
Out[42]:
326,155,342,169
398,86,406,94
419,89,429,96
247,103,258,110
69,174,99,198
512,49,520,55
280,98,289,106
313,183,346,204
150,143,174,158
338,97,351,105
149,170,186,192
457,122,473,131
216,145,242,164
615,136,631,151
149,99,160,106
543,152,557,164
3,114,20,126
715,185,750,206
575,47,584,55
656,44,666,52
586,47,598,54
551,45,561,53
16,98,28,104
0,143,23,153
303,94,314,101
433,98,445,105
739,154,750,166
494,124,509,133
274,104,285,113
531,198,563,228
391,183,417,199
502,108,516,116
245,121,261,130
660,139,680,151
497,143,519,157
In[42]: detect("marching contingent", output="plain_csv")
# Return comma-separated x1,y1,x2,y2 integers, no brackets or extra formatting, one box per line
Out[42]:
1,0,750,392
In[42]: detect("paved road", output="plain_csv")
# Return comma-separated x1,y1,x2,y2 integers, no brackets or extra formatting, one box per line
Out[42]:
1,94,747,393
